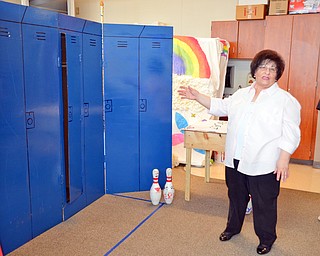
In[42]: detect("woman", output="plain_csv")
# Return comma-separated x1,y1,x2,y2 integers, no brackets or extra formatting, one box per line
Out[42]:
178,49,301,255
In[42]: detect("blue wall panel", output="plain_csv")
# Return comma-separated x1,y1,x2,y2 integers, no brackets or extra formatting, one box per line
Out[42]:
139,26,173,190
104,25,141,193
0,11,32,254
83,21,104,204
22,20,63,237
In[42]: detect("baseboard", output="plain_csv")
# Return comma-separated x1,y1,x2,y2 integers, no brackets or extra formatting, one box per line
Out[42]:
290,158,313,166
312,161,320,169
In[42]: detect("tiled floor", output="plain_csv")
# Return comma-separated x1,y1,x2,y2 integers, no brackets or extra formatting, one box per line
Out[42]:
188,162,320,194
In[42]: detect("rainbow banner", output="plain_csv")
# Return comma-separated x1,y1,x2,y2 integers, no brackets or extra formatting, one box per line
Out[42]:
172,36,229,166
173,36,211,78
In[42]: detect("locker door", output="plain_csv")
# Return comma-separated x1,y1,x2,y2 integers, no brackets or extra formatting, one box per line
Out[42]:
104,36,140,193
83,29,104,204
22,24,63,237
60,30,86,220
139,36,173,190
0,19,32,254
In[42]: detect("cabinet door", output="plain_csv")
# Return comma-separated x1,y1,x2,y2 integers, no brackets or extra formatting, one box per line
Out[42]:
0,19,32,255
23,23,63,237
211,21,238,58
139,37,173,190
238,20,265,59
60,30,87,220
264,15,293,91
288,14,320,160
104,36,140,193
83,32,104,204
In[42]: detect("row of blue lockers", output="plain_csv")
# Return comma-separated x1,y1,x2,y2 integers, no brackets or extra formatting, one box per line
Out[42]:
0,1,172,255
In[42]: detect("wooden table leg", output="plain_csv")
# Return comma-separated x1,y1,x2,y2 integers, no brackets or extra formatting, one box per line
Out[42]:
185,147,192,201
205,150,210,183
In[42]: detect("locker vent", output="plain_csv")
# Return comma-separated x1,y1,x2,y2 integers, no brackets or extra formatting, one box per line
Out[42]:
89,39,96,47
35,31,46,41
0,27,10,37
117,40,128,48
70,35,77,44
152,41,161,48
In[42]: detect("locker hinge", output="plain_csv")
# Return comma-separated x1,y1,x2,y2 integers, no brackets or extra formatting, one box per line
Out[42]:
26,112,35,129
79,54,82,62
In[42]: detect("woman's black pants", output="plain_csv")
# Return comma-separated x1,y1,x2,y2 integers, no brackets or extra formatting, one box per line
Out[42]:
224,159,280,246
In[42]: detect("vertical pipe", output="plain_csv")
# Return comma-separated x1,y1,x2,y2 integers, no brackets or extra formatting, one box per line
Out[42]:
100,0,106,193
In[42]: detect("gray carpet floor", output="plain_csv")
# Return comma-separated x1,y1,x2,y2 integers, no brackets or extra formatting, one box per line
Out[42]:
8,166,320,256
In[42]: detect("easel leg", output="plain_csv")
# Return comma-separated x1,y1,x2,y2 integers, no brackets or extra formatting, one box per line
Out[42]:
185,148,192,201
205,150,210,183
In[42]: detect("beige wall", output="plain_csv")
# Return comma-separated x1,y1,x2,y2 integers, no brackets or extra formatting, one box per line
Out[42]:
314,111,320,167
75,0,237,37
3,0,21,4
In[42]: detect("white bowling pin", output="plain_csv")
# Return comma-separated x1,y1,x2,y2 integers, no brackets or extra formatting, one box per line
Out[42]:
163,168,175,204
150,169,161,205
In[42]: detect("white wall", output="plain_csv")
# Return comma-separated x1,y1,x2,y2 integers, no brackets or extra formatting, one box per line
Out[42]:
73,0,251,95
75,0,237,37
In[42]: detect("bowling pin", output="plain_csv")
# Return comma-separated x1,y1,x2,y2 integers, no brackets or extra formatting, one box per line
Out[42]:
163,168,175,204
150,169,161,205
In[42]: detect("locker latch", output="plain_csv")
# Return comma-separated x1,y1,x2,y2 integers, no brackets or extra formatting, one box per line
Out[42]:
139,99,147,112
84,103,89,117
26,111,35,129
105,100,112,112
68,106,73,122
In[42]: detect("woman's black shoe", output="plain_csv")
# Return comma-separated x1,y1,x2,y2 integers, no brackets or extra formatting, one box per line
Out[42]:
257,244,272,254
219,232,236,241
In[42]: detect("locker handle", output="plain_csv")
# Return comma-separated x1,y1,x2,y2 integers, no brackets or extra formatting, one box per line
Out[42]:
105,100,112,112
140,99,147,112
26,112,35,129
68,106,73,122
84,103,89,117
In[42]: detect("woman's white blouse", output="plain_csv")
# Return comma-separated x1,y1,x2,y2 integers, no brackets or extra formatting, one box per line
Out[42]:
209,82,301,176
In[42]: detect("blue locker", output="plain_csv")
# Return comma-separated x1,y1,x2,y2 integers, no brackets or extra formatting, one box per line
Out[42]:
22,7,64,237
58,14,87,220
104,24,143,193
139,26,173,190
82,20,104,204
0,2,32,254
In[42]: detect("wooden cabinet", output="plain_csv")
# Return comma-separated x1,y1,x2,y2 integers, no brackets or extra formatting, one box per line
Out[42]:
288,14,320,160
264,15,293,91
211,20,265,59
265,14,320,160
212,14,320,161
237,20,265,59
211,21,238,58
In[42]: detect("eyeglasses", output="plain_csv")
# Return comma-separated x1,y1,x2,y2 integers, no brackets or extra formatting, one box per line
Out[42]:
258,65,277,73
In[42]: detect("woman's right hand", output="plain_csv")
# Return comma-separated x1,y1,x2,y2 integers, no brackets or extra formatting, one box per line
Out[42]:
177,86,199,100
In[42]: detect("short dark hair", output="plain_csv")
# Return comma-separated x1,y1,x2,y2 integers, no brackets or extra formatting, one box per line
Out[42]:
250,49,285,81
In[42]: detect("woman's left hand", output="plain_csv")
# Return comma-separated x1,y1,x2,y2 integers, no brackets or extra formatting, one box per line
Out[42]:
274,150,291,182
274,160,289,182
